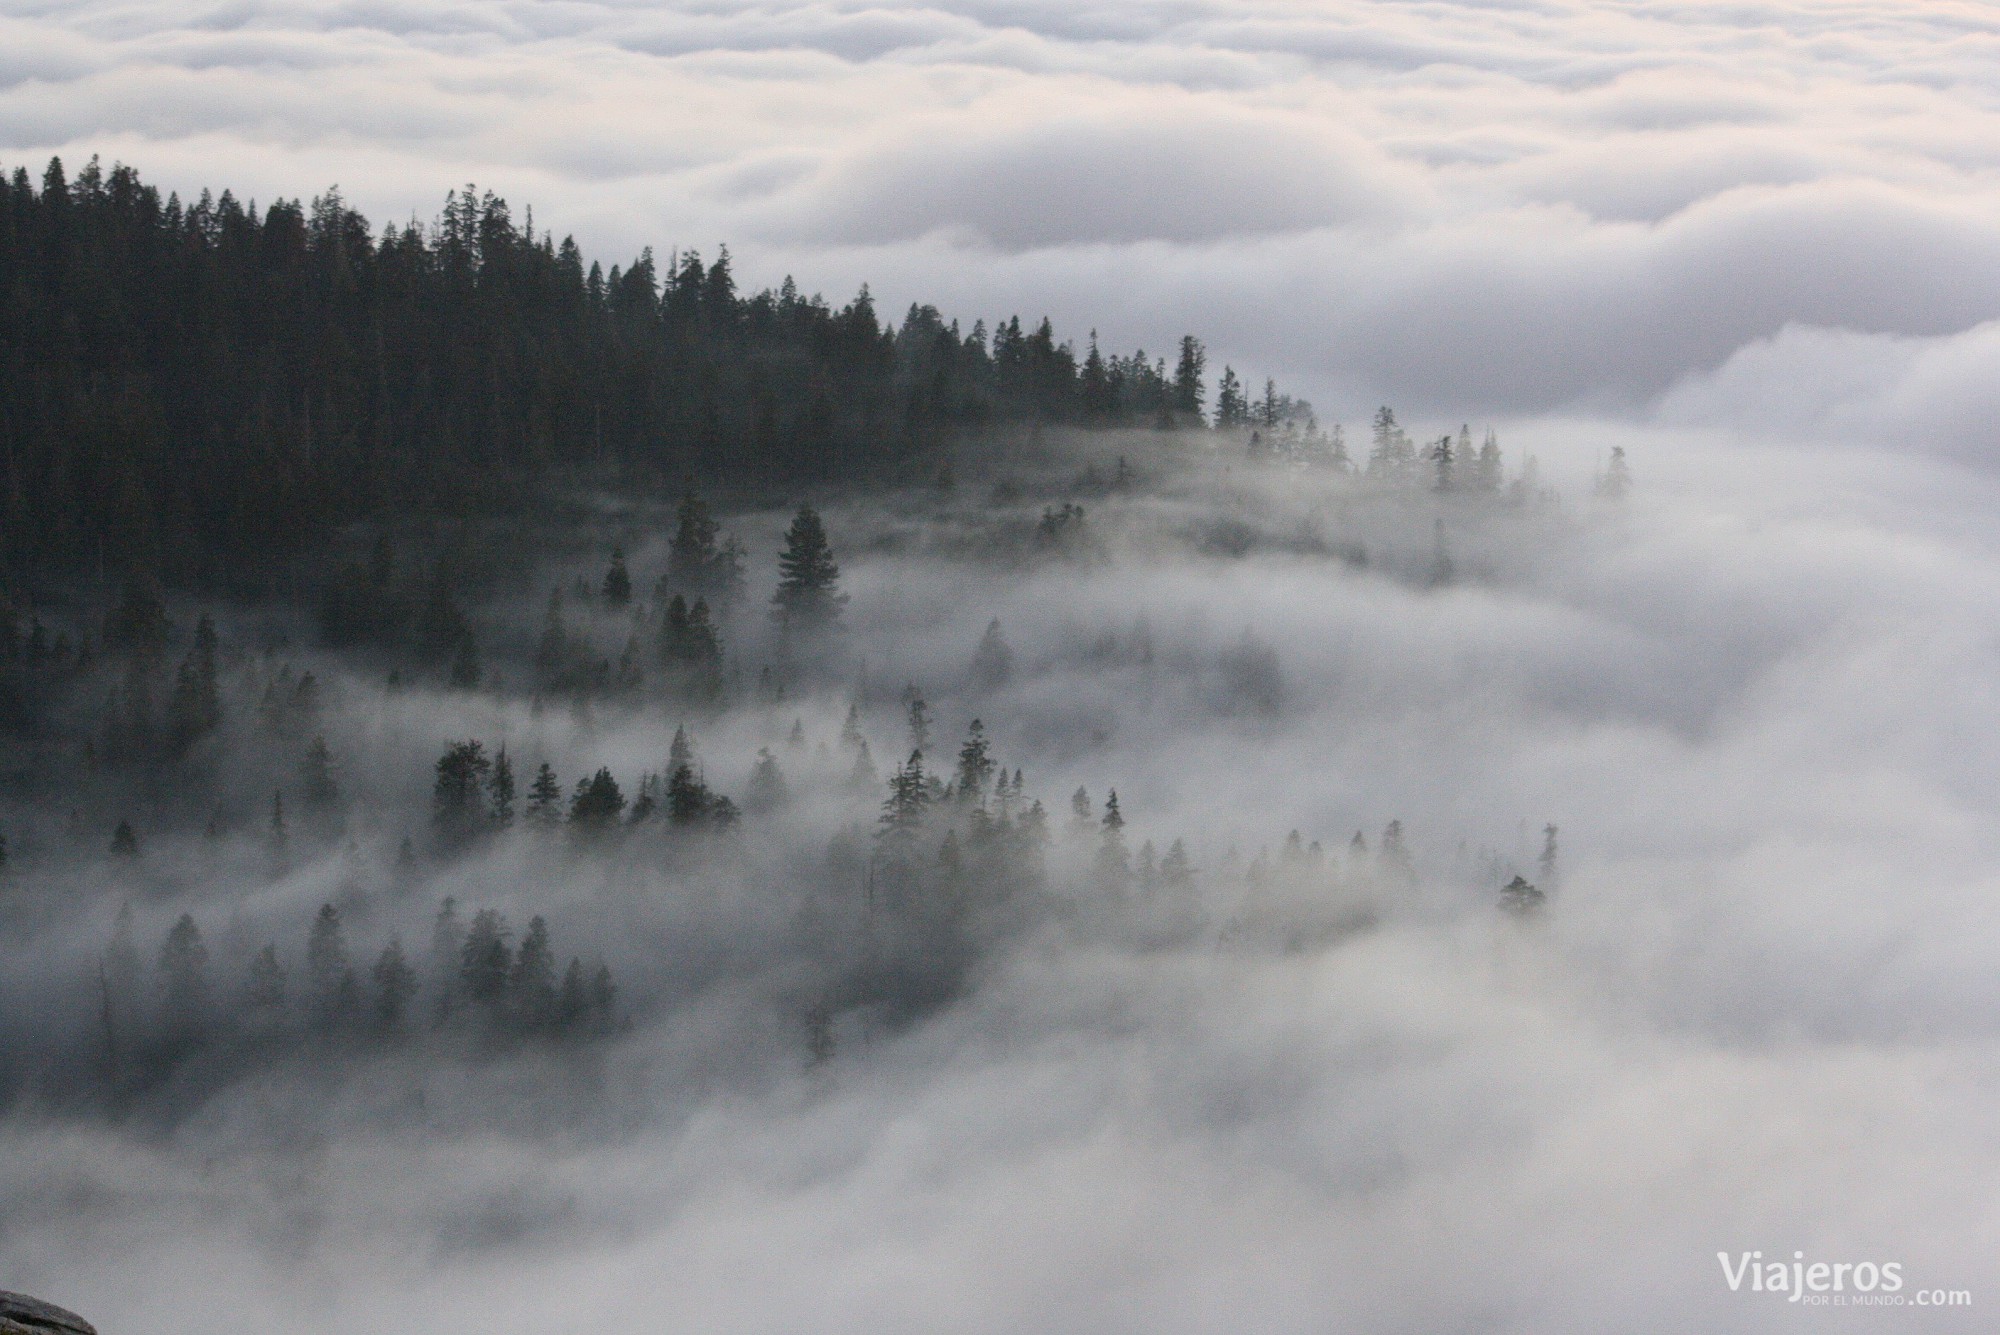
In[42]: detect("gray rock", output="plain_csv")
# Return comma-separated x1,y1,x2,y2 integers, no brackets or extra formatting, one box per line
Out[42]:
0,1292,96,1335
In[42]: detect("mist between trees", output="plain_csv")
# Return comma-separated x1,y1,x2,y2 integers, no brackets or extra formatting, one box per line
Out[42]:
0,408,1598,1125
0,159,1756,1335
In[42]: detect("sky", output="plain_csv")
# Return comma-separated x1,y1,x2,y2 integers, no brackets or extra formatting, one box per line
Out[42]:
7,0,2000,446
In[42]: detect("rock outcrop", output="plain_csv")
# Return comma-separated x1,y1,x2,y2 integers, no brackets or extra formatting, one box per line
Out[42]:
0,1292,96,1335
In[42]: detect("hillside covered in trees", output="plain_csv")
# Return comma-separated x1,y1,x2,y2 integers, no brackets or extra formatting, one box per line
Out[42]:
0,156,1257,581
0,154,1647,1335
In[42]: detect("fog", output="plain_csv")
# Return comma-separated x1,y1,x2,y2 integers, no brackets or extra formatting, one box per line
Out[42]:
1,428,1993,1330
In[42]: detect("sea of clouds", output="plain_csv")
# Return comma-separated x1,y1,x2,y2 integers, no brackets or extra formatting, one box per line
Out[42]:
3,2,1999,1330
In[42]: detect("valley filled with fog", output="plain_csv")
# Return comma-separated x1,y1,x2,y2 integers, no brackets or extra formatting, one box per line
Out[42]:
2,426,1994,1332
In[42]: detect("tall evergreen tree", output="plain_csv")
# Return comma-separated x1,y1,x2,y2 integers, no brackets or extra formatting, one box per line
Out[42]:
667,489,720,592
1214,367,1247,429
488,747,516,825
1173,336,1207,425
771,506,846,634
305,903,353,1027
510,916,558,1028
158,913,209,1040
372,938,417,1030
526,762,563,826
433,739,492,840
301,735,339,808
745,748,788,812
904,689,931,755
878,750,930,851
602,546,633,607
968,620,1012,692
429,897,464,1023
460,909,512,1006
569,767,627,829
954,719,995,805
1096,789,1131,893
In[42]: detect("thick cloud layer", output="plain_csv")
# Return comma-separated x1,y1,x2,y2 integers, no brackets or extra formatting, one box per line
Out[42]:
4,2,1999,1328
6,0,2000,442
3,442,1999,1330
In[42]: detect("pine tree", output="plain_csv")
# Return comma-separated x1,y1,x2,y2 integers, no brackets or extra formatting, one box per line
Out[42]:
569,767,627,829
158,913,209,1039
954,719,995,805
602,546,632,607
1096,789,1131,893
1500,875,1545,915
166,656,211,755
557,957,588,1032
1368,407,1402,478
904,689,931,755
1173,336,1207,425
1476,429,1503,492
1380,819,1415,884
510,915,557,1028
969,620,1012,692
302,735,338,808
878,750,930,850
488,747,516,825
1214,367,1247,429
305,903,352,1026
666,762,715,825
372,938,417,1030
526,762,563,826
1069,787,1093,840
1596,446,1631,500
846,738,877,791
434,739,492,839
245,944,287,1010
629,772,659,824
667,488,721,593
745,748,788,811
771,505,846,634
659,596,722,696
590,962,618,1032
460,909,512,1005
110,820,140,858
429,897,464,1023
1538,823,1560,891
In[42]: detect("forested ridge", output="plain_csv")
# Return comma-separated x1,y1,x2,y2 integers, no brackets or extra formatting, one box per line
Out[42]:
0,152,1592,1134
0,155,1232,581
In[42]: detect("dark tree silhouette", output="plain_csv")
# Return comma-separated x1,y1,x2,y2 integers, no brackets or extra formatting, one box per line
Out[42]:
771,506,847,634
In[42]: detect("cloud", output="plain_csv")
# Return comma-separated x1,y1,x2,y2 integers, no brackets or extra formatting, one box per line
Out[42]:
1654,320,2000,463
747,104,1417,248
6,7,2000,1317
